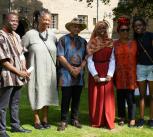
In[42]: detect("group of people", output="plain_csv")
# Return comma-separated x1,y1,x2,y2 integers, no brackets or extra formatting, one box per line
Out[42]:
0,8,153,137
87,16,153,129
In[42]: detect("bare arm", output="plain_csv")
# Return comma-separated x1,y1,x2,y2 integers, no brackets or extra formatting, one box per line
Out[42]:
57,56,73,72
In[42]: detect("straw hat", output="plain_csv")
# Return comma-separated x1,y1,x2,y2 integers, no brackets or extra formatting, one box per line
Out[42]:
65,17,87,31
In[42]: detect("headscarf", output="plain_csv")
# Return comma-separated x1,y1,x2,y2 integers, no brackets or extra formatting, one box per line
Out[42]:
87,20,113,55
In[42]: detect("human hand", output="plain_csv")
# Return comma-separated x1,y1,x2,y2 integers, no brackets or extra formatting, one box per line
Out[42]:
106,75,112,82
18,70,30,80
70,67,81,78
93,75,100,83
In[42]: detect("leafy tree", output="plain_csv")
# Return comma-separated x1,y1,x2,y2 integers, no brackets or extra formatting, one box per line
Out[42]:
75,0,153,19
75,0,110,7
12,0,43,20
113,0,153,19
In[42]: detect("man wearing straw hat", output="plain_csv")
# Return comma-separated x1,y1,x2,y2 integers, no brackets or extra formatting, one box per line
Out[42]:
57,18,87,131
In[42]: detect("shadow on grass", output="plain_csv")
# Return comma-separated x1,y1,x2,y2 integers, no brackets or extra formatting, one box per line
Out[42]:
7,86,151,129
6,86,90,128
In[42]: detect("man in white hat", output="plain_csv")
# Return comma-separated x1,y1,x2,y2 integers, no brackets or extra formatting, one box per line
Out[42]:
57,18,87,131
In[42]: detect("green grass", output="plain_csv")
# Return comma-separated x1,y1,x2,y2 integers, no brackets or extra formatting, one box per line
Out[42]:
6,86,153,137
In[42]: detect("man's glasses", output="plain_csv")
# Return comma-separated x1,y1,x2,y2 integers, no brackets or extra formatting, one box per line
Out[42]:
119,29,130,32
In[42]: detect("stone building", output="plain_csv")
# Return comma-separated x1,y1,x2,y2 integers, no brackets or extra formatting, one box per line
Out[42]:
0,0,119,40
1,0,152,40
40,0,119,40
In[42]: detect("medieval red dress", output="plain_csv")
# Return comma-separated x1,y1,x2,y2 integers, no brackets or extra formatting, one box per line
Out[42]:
88,47,115,129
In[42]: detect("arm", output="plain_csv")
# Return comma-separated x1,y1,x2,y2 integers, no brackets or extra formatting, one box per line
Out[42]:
57,37,73,72
1,60,30,78
0,35,28,78
87,55,100,82
58,56,81,78
57,56,73,73
87,55,98,76
80,40,88,70
106,48,115,81
57,37,79,78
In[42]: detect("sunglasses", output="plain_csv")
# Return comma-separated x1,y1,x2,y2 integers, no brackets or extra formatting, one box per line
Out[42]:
119,29,130,32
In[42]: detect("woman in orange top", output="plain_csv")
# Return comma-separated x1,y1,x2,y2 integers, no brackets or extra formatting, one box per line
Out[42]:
113,17,137,127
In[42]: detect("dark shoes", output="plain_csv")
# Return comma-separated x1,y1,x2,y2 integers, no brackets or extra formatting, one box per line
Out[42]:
42,122,51,129
71,120,82,128
118,119,125,126
148,120,153,128
57,121,67,131
118,119,135,128
118,121,124,126
11,127,31,133
136,119,153,128
0,132,10,137
57,120,82,131
34,122,51,130
34,123,44,130
136,119,145,128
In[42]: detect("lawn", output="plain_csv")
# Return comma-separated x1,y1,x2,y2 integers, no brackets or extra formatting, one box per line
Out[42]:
6,86,153,137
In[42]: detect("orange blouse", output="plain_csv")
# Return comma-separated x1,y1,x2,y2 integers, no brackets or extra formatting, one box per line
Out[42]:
114,40,137,90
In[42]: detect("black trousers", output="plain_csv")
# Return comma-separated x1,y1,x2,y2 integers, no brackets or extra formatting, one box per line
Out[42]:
117,89,136,120
61,86,83,122
0,86,21,133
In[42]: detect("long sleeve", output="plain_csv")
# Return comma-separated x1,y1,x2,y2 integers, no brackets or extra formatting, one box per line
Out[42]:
87,55,98,77
107,48,115,77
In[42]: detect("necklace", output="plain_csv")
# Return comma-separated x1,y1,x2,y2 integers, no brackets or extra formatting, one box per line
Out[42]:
39,30,48,41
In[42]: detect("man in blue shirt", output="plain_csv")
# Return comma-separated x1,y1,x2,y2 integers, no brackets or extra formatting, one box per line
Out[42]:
57,18,87,131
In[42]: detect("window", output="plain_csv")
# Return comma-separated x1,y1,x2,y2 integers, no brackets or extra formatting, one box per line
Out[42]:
78,15,88,29
93,18,96,26
51,14,58,29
